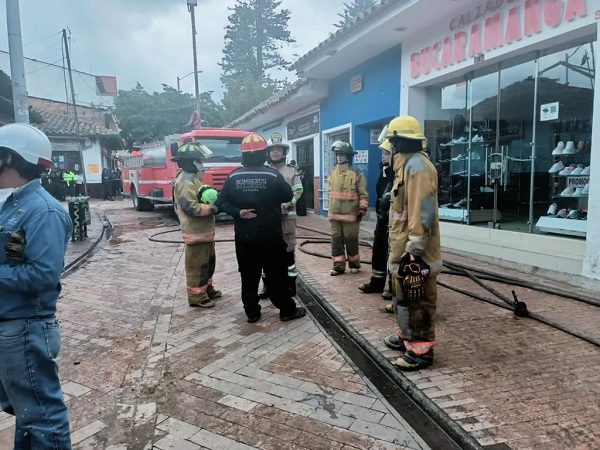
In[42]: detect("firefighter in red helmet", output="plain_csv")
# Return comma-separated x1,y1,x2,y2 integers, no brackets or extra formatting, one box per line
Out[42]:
216,133,306,323
172,142,222,307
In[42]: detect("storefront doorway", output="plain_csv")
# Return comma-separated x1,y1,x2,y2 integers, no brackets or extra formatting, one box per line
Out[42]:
321,127,351,211
295,139,315,212
425,39,595,237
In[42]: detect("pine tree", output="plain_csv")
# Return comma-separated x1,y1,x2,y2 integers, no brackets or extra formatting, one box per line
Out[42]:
334,0,377,28
220,0,295,123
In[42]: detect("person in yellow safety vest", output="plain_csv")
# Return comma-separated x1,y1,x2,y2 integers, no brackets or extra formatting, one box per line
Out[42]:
327,141,368,276
62,169,75,196
382,115,442,371
259,132,304,299
172,142,222,307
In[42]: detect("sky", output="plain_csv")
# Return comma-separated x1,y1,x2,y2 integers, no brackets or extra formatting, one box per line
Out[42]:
0,0,349,107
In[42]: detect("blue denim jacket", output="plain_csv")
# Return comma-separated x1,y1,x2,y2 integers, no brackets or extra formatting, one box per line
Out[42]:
0,180,72,319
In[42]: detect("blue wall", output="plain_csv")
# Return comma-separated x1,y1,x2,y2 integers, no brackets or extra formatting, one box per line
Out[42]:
320,45,401,210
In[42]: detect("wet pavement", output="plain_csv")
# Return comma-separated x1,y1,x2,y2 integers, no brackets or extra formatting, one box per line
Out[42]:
0,202,428,450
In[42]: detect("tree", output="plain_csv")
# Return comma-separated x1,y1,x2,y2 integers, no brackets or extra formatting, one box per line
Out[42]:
335,0,377,28
114,83,223,148
0,69,43,124
219,0,295,123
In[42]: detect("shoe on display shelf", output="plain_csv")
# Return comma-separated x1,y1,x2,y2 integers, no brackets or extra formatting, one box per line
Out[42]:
451,153,466,161
556,208,568,218
562,141,575,154
480,186,494,193
579,210,588,220
558,165,575,176
560,186,576,197
581,183,590,196
472,135,484,143
552,141,565,155
581,166,590,175
454,198,467,208
454,136,467,145
571,164,584,175
567,209,581,219
548,161,565,173
546,203,557,215
573,187,584,197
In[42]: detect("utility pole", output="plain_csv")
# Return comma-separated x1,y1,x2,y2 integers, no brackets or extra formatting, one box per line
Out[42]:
6,0,29,123
62,29,88,196
188,0,201,117
177,76,181,93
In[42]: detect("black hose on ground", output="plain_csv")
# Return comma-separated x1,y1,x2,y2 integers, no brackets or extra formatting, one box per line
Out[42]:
62,213,112,278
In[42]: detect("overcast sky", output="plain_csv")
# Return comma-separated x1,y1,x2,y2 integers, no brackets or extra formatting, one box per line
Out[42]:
0,0,348,106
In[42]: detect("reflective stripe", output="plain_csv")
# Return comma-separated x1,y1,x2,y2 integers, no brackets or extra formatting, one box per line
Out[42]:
359,199,368,209
404,341,435,355
332,255,346,263
182,230,215,243
390,210,408,222
330,192,358,200
328,213,357,222
292,184,303,191
347,254,360,262
187,285,208,295
372,269,387,278
178,204,213,217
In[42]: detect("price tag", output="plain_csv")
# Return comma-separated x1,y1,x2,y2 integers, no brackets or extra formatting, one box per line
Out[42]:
567,176,589,187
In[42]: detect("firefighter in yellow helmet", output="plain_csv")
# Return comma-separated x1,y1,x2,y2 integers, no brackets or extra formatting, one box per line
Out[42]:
172,142,222,307
327,141,368,276
382,115,442,371
358,139,393,299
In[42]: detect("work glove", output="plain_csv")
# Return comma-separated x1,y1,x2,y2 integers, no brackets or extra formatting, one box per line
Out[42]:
356,209,367,221
399,253,430,301
5,229,26,262
210,205,219,215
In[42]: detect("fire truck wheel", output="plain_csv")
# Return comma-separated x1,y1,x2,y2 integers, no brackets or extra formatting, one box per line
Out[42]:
132,185,154,212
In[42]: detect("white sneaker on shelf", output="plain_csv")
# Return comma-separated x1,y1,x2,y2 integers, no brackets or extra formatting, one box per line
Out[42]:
581,166,591,175
454,136,467,144
548,161,565,173
558,166,574,176
454,198,467,208
571,165,584,175
480,186,494,193
562,141,575,154
451,153,465,161
552,141,565,155
560,186,576,196
573,187,584,197
556,208,568,218
472,135,484,143
581,183,590,196
567,209,581,219
546,203,557,215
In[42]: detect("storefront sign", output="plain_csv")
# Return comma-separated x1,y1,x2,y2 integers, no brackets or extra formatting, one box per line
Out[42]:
51,139,80,152
411,0,589,79
287,112,320,140
350,74,363,93
370,129,382,144
567,176,589,187
540,101,559,121
87,164,100,174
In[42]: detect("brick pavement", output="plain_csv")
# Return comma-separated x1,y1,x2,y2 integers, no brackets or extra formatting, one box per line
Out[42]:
0,203,428,450
295,213,600,450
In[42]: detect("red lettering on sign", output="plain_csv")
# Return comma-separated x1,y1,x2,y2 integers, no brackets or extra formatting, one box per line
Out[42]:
410,53,420,79
420,47,431,75
431,41,441,70
484,14,502,51
504,7,522,45
544,0,563,27
468,23,482,58
524,0,542,36
453,31,468,62
596,9,600,20
441,37,454,67
564,0,586,22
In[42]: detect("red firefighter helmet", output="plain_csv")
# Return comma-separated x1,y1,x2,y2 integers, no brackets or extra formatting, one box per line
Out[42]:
241,132,268,153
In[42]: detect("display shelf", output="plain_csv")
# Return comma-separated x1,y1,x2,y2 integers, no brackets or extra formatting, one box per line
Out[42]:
439,207,501,224
535,216,587,237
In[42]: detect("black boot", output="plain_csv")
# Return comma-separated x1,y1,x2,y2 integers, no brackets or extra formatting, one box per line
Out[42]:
358,277,385,293
288,276,297,297
258,277,269,300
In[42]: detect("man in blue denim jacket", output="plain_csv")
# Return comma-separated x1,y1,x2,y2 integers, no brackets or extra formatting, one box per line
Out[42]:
0,123,72,449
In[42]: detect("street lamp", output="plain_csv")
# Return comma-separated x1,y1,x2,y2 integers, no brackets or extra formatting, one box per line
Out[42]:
187,0,200,113
177,70,203,93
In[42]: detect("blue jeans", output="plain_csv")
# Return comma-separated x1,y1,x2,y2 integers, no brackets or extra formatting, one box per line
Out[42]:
0,318,71,449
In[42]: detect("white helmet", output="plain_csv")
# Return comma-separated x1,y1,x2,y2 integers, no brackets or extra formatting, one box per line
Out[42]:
0,123,53,168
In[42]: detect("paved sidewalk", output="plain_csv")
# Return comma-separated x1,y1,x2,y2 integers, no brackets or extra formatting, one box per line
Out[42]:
0,204,428,450
295,213,600,450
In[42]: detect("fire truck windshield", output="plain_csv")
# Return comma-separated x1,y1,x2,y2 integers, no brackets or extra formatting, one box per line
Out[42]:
189,137,243,162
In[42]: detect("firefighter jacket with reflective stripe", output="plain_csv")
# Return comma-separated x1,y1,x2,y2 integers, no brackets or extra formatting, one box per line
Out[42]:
174,170,215,244
271,162,303,217
388,152,442,276
327,163,368,222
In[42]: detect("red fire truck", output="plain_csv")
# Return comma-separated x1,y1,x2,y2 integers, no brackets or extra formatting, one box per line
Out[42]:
122,128,251,211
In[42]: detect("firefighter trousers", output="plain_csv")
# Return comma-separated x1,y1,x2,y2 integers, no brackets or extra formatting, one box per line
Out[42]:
235,239,297,319
330,221,360,270
184,242,216,305
391,275,437,357
370,218,389,290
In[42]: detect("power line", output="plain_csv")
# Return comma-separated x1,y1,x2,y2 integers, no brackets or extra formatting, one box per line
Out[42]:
26,57,64,75
0,49,98,77
24,31,62,47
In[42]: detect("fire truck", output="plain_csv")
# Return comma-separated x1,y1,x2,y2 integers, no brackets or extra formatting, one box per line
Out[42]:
122,128,251,211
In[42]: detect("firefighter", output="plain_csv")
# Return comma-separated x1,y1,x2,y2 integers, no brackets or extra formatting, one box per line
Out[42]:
216,132,306,323
327,141,368,276
383,115,442,371
172,142,222,307
358,139,393,299
259,132,303,299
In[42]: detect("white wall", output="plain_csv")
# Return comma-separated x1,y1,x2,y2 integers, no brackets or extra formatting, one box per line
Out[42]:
583,27,600,279
81,139,103,183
